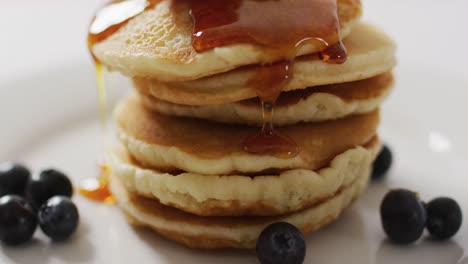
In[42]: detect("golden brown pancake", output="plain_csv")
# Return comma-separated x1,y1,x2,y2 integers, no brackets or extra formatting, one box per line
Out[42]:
132,23,396,105
111,138,379,216
110,164,371,249
140,72,393,126
114,95,380,175
92,0,362,81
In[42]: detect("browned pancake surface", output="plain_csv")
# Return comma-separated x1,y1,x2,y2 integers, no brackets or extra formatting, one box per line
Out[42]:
115,95,379,170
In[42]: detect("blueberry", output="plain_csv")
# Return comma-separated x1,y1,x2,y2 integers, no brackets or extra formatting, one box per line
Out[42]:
256,222,306,264
0,195,37,245
426,197,462,240
372,145,393,179
380,189,427,244
38,196,79,241
0,162,31,197
27,169,73,209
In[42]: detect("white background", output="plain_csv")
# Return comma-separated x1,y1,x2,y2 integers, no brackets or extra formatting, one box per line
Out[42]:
0,1,467,263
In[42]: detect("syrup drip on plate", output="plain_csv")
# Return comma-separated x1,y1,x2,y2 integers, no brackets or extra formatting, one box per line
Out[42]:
79,163,115,204
191,0,348,158
81,0,158,202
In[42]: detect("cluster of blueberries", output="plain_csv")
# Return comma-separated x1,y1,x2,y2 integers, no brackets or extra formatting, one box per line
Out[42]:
255,145,463,264
0,163,79,245
381,190,462,244
375,147,462,244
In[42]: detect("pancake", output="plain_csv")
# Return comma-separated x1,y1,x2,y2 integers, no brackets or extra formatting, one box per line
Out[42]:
141,72,393,126
111,138,380,216
132,23,396,105
92,0,362,81
110,161,370,249
115,95,379,175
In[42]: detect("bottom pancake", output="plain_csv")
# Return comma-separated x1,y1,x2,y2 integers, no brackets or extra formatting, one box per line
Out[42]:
109,165,371,249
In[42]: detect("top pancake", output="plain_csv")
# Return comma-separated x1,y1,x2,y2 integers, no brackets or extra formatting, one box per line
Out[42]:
92,0,362,81
132,23,396,105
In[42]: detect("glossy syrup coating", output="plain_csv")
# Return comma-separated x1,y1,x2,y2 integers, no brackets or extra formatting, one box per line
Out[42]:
88,0,160,61
191,0,347,158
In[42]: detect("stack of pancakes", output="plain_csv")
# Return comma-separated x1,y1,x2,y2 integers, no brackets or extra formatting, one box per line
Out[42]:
91,0,396,249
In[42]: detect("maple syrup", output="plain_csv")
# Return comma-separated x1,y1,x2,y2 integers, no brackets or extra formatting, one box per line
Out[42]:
88,0,160,62
77,62,115,203
82,0,159,202
79,163,115,204
191,0,348,158
243,101,299,157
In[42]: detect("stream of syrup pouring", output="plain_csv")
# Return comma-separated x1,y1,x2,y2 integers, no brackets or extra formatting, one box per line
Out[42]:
191,0,347,158
80,0,159,203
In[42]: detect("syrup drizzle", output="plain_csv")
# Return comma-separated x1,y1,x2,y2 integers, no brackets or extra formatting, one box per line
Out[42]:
191,0,348,158
88,0,160,62
243,60,299,157
82,0,158,202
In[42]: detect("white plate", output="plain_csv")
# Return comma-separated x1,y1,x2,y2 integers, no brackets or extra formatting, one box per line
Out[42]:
1,1,468,263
